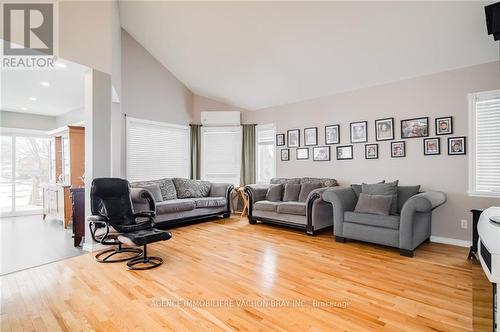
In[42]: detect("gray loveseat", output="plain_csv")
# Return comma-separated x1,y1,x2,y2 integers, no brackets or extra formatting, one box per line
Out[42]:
130,178,233,227
322,185,446,257
245,177,338,235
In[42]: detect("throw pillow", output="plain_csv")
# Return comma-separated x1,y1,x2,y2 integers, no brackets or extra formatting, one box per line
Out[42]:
283,184,301,202
173,178,211,198
266,184,283,202
397,185,421,213
354,193,393,216
300,177,338,187
361,180,399,215
351,180,385,198
131,178,177,200
298,182,323,202
140,184,163,202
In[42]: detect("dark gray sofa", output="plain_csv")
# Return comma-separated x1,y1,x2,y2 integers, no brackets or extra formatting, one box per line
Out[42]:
130,178,233,227
323,186,446,257
245,177,339,235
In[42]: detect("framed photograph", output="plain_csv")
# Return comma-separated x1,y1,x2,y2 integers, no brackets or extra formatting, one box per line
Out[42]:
435,117,453,135
276,134,285,146
287,129,300,148
336,145,353,160
391,141,406,158
304,127,318,146
423,138,440,155
365,144,378,159
313,146,330,161
375,118,394,141
448,136,466,155
325,124,340,145
281,149,290,161
401,117,429,138
350,121,368,143
296,148,309,160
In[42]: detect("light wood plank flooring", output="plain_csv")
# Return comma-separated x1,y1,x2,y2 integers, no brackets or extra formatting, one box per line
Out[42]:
0,216,488,331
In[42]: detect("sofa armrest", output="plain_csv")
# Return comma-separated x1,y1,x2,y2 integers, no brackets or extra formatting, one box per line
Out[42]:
244,184,270,219
322,187,357,237
305,187,336,235
210,183,233,198
130,188,156,213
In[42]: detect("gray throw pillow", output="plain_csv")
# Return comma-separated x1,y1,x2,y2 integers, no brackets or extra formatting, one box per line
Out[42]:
140,184,163,202
354,193,393,216
173,178,211,198
283,184,301,202
397,185,421,213
351,180,385,198
131,178,177,200
266,184,283,202
298,182,322,202
361,180,399,215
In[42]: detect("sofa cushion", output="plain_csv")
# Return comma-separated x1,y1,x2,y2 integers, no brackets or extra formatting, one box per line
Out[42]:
283,184,301,202
351,181,385,198
354,193,393,216
298,183,323,202
361,180,399,215
156,199,195,214
140,184,163,202
254,200,280,212
131,178,177,200
344,211,400,230
266,184,283,202
300,177,337,187
277,202,306,216
192,197,226,208
270,177,300,185
397,185,421,213
173,178,211,198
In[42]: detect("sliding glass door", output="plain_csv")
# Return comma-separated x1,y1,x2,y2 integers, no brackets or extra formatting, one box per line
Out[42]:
1,132,51,216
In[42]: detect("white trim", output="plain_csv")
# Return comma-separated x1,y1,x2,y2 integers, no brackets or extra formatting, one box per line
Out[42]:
82,242,109,252
430,236,471,248
126,116,189,130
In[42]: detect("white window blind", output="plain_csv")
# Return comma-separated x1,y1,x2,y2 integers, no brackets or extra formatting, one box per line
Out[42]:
469,90,500,197
256,124,276,184
201,126,242,185
126,117,189,182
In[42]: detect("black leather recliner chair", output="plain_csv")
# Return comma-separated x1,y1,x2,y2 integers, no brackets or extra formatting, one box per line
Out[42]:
89,178,171,269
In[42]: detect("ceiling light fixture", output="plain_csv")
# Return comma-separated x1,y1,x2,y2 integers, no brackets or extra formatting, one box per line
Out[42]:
29,97,37,101
40,81,50,87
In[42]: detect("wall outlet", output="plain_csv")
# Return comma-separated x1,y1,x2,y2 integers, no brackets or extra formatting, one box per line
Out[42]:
461,219,468,229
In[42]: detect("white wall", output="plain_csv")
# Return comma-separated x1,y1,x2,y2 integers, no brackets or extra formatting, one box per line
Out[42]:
0,111,58,131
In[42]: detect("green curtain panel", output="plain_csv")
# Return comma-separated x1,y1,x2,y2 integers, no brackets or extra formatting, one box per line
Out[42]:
190,124,201,180
241,124,256,185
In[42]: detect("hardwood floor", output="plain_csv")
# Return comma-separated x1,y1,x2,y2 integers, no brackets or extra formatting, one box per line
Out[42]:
0,216,485,331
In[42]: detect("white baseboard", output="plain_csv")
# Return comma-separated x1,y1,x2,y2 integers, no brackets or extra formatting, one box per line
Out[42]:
82,242,108,252
430,236,471,248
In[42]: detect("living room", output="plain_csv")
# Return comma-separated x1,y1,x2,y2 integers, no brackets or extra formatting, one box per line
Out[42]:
1,1,500,331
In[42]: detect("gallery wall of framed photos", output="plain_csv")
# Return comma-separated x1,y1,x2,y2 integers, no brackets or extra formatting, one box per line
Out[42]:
275,115,466,162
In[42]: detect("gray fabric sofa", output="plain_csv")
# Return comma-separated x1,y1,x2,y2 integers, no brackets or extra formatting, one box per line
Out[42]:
130,178,233,227
244,177,339,235
322,186,446,257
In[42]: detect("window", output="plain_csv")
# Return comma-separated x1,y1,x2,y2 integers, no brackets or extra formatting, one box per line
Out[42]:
469,89,500,197
256,124,276,184
201,126,242,185
126,117,189,182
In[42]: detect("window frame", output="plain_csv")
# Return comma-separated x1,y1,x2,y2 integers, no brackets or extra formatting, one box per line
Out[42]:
255,123,276,184
468,89,500,198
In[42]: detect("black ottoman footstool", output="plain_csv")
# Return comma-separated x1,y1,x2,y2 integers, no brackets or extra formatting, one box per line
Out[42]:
118,228,172,270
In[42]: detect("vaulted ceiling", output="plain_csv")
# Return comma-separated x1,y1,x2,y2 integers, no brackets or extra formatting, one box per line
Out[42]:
119,1,498,110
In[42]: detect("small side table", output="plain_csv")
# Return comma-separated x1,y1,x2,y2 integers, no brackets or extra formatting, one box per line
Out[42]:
468,209,484,260
235,187,249,218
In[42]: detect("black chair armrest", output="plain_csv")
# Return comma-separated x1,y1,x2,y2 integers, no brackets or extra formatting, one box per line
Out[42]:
88,215,109,223
88,215,110,243
134,211,156,218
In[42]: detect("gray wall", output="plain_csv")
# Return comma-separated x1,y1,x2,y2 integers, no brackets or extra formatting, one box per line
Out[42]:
243,61,500,242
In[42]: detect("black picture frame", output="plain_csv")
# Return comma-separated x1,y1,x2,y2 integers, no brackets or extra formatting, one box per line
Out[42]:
391,141,406,158
435,116,453,135
304,127,318,146
281,148,290,161
296,148,309,160
448,136,466,155
375,117,394,141
423,138,440,155
276,133,285,146
365,144,379,159
401,117,429,139
312,146,330,161
325,124,340,145
336,145,353,160
350,121,368,143
287,129,300,148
